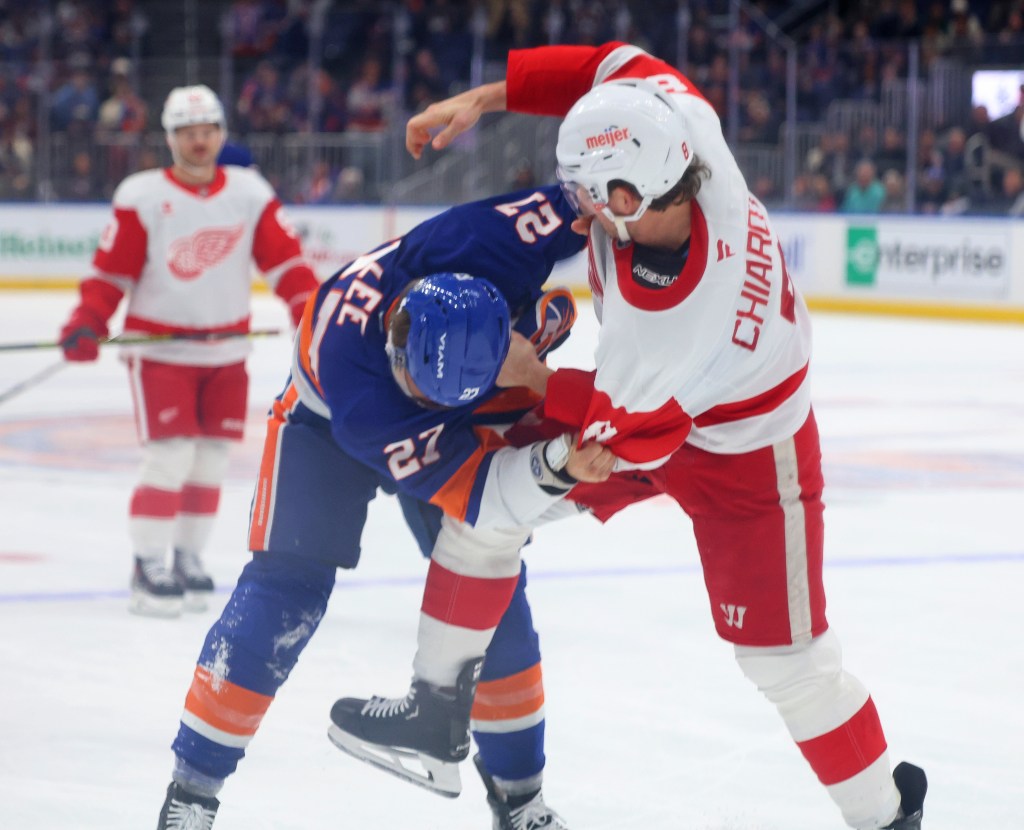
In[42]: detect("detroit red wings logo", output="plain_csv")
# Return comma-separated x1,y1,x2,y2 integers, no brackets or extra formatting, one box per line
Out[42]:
167,224,245,279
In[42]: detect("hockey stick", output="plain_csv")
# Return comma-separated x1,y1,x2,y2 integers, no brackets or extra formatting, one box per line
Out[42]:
0,327,283,352
0,360,68,406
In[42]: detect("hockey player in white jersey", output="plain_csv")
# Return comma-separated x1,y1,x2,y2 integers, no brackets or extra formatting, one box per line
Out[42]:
58,85,318,617
329,42,929,830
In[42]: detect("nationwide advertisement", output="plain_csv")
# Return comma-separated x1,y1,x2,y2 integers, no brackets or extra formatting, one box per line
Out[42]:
845,221,1011,301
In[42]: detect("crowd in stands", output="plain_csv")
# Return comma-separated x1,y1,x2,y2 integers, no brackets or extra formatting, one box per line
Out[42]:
1,0,1023,214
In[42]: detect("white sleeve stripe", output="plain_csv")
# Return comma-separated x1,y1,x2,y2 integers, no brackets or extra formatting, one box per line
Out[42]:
262,255,310,288
92,271,135,292
593,45,649,86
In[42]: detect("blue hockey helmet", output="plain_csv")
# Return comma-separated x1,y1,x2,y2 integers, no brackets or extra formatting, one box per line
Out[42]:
389,273,511,408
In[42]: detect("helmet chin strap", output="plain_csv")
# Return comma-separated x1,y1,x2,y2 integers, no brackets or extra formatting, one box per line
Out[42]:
612,216,633,244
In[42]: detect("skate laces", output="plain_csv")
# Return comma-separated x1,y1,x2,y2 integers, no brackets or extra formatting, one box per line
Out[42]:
138,557,178,588
165,799,216,830
360,686,417,718
174,550,207,579
507,792,566,830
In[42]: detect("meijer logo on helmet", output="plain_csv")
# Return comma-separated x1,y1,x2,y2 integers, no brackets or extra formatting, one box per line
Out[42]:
585,126,631,149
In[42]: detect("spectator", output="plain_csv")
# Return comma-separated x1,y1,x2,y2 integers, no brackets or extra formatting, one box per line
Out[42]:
874,125,907,177
738,91,779,144
916,166,949,214
985,84,1024,161
332,164,364,201
807,130,853,196
879,168,906,212
60,149,101,202
346,56,391,132
236,60,291,133
809,172,838,211
0,122,33,200
942,126,969,193
227,0,275,60
296,159,337,204
97,70,148,135
405,48,445,114
841,159,885,212
50,62,100,133
986,166,1024,215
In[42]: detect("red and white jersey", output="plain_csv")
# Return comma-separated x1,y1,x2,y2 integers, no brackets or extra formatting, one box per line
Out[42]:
507,42,812,465
91,166,314,366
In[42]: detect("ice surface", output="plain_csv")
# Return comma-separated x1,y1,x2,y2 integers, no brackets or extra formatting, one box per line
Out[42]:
0,291,1020,828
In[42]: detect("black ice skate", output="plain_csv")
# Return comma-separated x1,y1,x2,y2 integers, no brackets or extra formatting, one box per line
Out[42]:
474,754,570,830
172,549,215,612
883,762,928,830
157,781,219,830
130,555,184,617
327,657,483,797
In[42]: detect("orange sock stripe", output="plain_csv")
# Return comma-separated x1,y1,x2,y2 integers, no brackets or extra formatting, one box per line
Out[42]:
470,664,544,722
183,666,274,737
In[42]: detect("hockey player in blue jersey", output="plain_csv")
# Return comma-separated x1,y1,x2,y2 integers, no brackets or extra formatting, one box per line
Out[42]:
156,185,615,830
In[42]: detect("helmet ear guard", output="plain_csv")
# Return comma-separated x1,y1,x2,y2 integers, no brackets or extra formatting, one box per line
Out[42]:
555,78,692,236
388,273,511,409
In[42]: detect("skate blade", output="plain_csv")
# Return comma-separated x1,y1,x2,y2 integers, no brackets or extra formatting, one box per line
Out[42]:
182,590,210,613
327,724,462,797
128,591,183,618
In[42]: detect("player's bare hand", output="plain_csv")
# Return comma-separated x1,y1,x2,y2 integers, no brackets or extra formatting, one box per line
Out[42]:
567,440,616,483
406,82,507,159
570,215,595,236
497,332,552,395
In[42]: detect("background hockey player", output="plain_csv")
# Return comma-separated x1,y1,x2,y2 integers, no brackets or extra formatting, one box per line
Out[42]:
57,85,318,618
330,41,928,830
154,184,614,830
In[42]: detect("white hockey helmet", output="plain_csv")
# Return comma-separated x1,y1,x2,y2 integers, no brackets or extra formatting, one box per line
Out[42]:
161,85,226,133
555,78,692,229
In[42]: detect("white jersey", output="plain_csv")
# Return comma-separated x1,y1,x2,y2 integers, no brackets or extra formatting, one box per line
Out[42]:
91,166,311,366
509,43,812,465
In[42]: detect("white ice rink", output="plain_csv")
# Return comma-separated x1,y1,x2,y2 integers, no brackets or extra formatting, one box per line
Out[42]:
0,291,1021,829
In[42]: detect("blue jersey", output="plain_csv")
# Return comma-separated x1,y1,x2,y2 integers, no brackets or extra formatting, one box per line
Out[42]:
292,185,584,525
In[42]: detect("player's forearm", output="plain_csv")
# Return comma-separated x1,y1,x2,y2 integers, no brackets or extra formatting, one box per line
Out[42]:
470,81,507,114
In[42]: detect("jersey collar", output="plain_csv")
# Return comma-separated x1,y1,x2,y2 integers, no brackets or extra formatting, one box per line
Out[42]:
163,167,227,199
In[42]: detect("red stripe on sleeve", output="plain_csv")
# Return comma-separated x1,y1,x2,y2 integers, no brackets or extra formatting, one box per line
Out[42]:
420,559,520,630
796,697,888,786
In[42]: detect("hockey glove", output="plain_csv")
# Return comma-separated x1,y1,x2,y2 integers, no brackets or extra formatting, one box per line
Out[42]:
513,288,577,361
530,433,578,495
59,306,109,362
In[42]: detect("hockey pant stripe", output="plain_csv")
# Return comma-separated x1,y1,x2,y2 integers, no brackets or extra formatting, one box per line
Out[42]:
796,697,888,786
247,383,300,552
